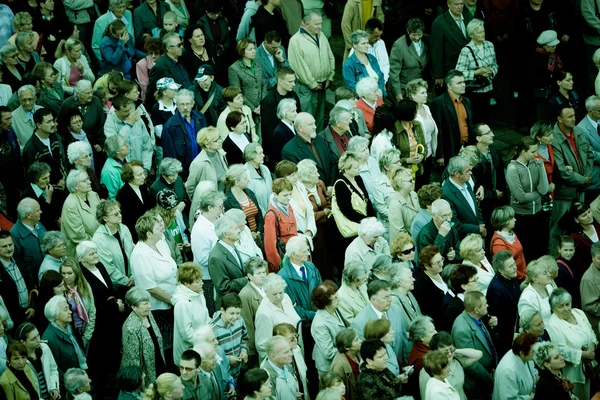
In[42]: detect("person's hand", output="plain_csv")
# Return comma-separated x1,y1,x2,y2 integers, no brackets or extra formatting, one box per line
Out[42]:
582,348,595,360
181,242,191,249
424,7,433,15
74,61,84,72
254,105,261,115
475,186,484,200
396,93,403,102
314,83,323,91
127,277,135,287
46,184,54,202
435,78,444,88
447,248,456,261
143,33,151,40
438,221,451,237
396,373,409,384
496,190,504,199
127,108,142,124
49,389,61,399
436,158,445,167
252,231,260,239
274,48,285,62
529,391,535,399
548,183,556,192
296,393,303,400
488,315,498,327
324,207,332,217
25,308,35,319
176,201,186,212
474,68,488,76
561,34,570,43
479,224,487,237
93,144,102,152
566,166,574,174
228,355,241,366
325,80,332,89
327,186,333,197
240,351,248,363
585,177,592,185
121,31,130,44
117,299,125,312
227,387,236,395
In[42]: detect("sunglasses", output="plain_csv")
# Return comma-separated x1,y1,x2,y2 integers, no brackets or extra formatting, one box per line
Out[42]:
401,247,415,255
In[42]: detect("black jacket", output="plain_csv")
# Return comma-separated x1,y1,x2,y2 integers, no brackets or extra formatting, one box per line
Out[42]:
146,55,192,108
281,135,337,186
431,91,473,164
486,273,520,355
223,187,264,233
190,81,225,127
116,183,155,242
250,6,290,47
161,110,208,177
442,178,485,239
22,132,68,185
133,1,170,47
412,269,455,329
333,175,375,223
260,87,300,158
222,132,251,166
272,121,295,166
533,369,574,400
0,258,31,326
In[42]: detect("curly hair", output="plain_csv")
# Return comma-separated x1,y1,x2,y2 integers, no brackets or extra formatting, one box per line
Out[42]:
310,280,339,310
418,245,440,270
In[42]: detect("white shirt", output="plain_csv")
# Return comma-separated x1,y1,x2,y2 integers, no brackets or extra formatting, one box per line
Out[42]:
36,134,52,154
350,39,390,82
370,303,387,319
413,40,423,56
219,239,243,268
290,261,305,280
449,178,477,215
131,239,177,310
262,42,275,68
228,131,250,152
451,13,466,37
88,268,107,287
191,214,218,279
282,120,295,134
250,281,266,298
587,114,599,131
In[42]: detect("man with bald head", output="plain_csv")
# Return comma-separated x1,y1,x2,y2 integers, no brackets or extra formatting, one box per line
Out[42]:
416,198,461,262
10,197,46,287
281,112,337,186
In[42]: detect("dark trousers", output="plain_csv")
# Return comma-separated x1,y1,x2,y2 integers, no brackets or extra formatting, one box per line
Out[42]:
467,90,492,125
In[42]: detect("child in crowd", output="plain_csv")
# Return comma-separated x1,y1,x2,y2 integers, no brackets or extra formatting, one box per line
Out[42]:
319,372,347,399
152,11,184,39
94,87,111,115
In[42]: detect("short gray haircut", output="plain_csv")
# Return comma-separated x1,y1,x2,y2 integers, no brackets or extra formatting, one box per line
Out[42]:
214,216,238,239
197,187,226,213
285,235,308,257
348,136,369,153
585,95,600,112
244,256,268,276
265,335,288,358
64,368,89,395
18,85,36,98
0,45,17,59
447,156,470,177
76,240,97,259
492,250,515,273
223,208,246,225
193,325,215,345
162,32,180,47
104,135,126,158
296,159,318,183
66,169,88,193
175,89,194,103
335,100,355,111
16,198,37,220
350,30,369,45
549,288,572,311
378,148,401,171
194,342,215,359
125,287,151,307
356,77,378,98
519,310,541,332
109,0,127,9
74,80,93,95
27,162,51,184
15,32,33,49
263,273,287,293
44,295,68,322
41,231,65,254
277,98,297,120
358,217,385,237
159,158,183,176
293,112,314,132
533,342,559,370
408,315,435,342
329,106,351,126
466,18,485,37
342,261,366,285
67,141,92,165
302,10,321,24
371,254,393,274
243,143,263,162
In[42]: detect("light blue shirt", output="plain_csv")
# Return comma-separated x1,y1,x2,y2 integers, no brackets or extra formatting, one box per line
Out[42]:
449,178,476,215
413,41,423,56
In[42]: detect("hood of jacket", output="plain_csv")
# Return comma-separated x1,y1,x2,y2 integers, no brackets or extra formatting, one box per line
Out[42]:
244,0,260,12
171,284,201,305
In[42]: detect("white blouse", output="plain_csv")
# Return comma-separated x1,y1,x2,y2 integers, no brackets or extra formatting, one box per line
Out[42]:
425,377,461,400
518,284,553,325
131,239,177,310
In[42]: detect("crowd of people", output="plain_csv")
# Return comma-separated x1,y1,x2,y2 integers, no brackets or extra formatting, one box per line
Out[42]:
2,0,600,399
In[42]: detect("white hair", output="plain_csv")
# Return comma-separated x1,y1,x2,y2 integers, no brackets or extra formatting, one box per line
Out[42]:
193,325,215,346
276,98,297,120
285,235,308,257
67,141,92,165
263,273,287,293
265,335,288,359
76,240,97,259
16,197,37,220
74,80,92,95
193,342,215,359
175,89,194,103
214,216,238,239
296,159,318,183
293,112,313,132
66,169,88,193
223,209,246,225
44,295,68,322
18,85,36,98
356,77,378,98
358,217,385,237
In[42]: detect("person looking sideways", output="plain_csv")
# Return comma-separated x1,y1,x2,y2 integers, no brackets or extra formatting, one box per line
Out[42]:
356,338,404,400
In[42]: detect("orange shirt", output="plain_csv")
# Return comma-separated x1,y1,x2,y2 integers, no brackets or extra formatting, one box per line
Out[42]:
449,91,469,144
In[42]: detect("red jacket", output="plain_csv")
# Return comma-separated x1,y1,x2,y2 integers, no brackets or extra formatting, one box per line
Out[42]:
264,204,298,272
491,231,527,280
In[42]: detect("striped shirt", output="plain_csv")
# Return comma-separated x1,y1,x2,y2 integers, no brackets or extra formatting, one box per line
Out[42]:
210,312,249,380
241,197,259,232
1,258,28,308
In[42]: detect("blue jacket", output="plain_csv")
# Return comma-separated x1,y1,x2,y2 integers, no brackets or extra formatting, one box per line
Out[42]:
162,111,208,176
10,220,46,287
278,258,322,321
99,35,142,79
342,53,386,97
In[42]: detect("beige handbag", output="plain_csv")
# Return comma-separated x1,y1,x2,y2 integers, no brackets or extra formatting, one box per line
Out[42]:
331,179,367,238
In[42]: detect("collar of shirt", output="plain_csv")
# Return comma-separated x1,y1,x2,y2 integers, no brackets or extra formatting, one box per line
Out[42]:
158,99,177,113
199,369,211,378
449,177,467,190
250,281,266,298
448,90,462,103
587,115,599,130
22,222,38,236
370,303,386,319
468,314,482,327
267,358,286,378
290,262,305,279
559,125,574,138
109,11,128,25
31,183,45,198
0,257,16,269
451,12,464,22
262,42,275,60
458,293,465,301
282,120,295,134
219,239,237,256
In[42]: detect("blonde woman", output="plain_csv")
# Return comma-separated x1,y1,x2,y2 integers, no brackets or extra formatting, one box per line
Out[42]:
459,234,495,294
388,167,420,241
186,126,228,198
518,257,555,325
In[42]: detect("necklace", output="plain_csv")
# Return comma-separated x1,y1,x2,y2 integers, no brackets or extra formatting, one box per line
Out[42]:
193,46,206,59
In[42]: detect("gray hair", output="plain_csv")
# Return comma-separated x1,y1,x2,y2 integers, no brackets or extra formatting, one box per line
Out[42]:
0,45,17,59
41,231,65,254
335,100,355,111
430,199,451,215
64,368,89,395
76,240,97,259
197,187,226,213
125,287,151,307
194,342,215,359
342,261,366,285
265,335,288,358
162,32,180,48
466,18,485,37
358,217,385,237
277,98,297,120
296,159,318,183
371,254,393,274
285,235,308,257
263,273,287,293
175,89,194,103
109,0,127,9
243,143,263,162
223,164,248,187
223,208,247,225
67,141,92,165
159,158,183,176
492,250,515,273
533,342,559,370
104,135,126,158
378,148,401,171
193,325,215,345
244,256,268,276
356,77,378,98
214,216,238,239
74,80,92,95
96,199,120,223
519,310,541,332
348,136,369,153
447,156,470,177
408,315,435,342
302,10,321,24
16,198,37,220
15,32,33,49
294,112,314,132
44,295,68,322
350,29,369,45
548,288,572,311
66,169,88,193
27,162,51,184
18,85,36,98
585,95,600,112
329,106,351,127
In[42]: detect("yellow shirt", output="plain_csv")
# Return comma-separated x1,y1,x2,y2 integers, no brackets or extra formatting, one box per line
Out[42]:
362,0,372,29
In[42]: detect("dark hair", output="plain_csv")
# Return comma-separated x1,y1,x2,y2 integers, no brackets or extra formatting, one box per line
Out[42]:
225,111,244,131
530,120,553,139
423,350,449,376
556,70,572,84
367,279,391,299
107,71,124,86
365,18,384,32
429,331,454,350
222,86,242,103
236,38,256,59
406,17,425,34
27,162,51,184
559,235,575,247
372,105,395,134
417,185,443,209
240,368,270,398
6,342,27,360
334,87,357,102
0,230,11,240
272,177,293,194
0,105,10,116
111,94,130,110
559,202,590,233
204,0,223,13
319,371,344,390
310,280,339,310
557,104,575,119
39,270,64,307
221,293,242,310
276,66,295,81
144,37,163,54
34,108,54,126
118,80,138,95
419,245,441,269
444,69,464,87
120,160,145,182
335,328,359,353
183,24,203,50
511,136,539,161
117,365,144,393
512,333,539,356
16,322,38,341
450,264,478,294
273,322,296,336
265,31,282,43
360,338,386,363
275,160,298,178
395,99,418,122
104,19,126,38
180,349,202,368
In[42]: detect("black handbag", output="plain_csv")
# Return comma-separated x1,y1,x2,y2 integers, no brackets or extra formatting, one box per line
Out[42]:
256,209,287,267
466,46,490,90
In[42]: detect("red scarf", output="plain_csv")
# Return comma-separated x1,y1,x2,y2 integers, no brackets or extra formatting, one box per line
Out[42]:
535,47,563,73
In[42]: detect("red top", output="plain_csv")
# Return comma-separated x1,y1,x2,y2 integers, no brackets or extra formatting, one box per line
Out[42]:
491,231,527,280
344,353,361,381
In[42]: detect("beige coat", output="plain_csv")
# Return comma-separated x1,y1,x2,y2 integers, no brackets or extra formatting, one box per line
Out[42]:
187,150,228,226
61,191,101,258
0,364,39,399
388,190,421,241
288,30,335,89
337,281,369,324
341,0,384,59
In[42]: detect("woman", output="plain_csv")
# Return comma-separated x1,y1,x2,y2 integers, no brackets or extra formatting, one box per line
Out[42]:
42,295,88,380
347,136,381,200
390,232,418,272
518,257,555,325
490,205,527,281
150,77,179,146
393,99,427,179
413,246,455,328
423,350,460,400
492,333,538,400
528,30,563,121
224,209,263,265
244,144,273,216
357,339,404,399
217,86,257,140
152,193,188,265
533,342,576,400
548,71,584,122
455,19,498,124
370,106,395,162
391,265,421,331
506,136,550,261
38,231,67,284
53,38,95,95
371,149,402,233
222,166,263,234
150,158,188,219
15,32,40,74
342,30,385,96
272,99,298,166
365,254,394,285
33,62,64,116
228,39,267,120
388,168,420,240
23,162,61,231
0,342,40,399
254,273,301,362
0,45,25,92
311,280,348,375
264,178,298,272
61,169,101,258
180,24,215,81
561,202,600,277
101,135,129,200
251,0,289,46
364,319,400,376
18,322,61,400
272,323,309,400
67,141,102,195
35,271,65,335
460,234,495,294
121,288,166,384
143,372,184,399
355,77,384,133
99,20,143,79
408,315,437,394
116,160,156,242
136,38,163,102
120,80,156,153
406,79,438,163
60,258,96,348
240,368,273,400
223,111,253,166
117,365,145,400
337,261,368,324
187,126,228,203
131,215,178,355
545,288,597,400
330,328,362,400
531,120,556,203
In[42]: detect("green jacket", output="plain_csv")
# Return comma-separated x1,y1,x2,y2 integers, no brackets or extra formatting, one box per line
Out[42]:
552,123,594,201
393,119,427,175
100,158,125,200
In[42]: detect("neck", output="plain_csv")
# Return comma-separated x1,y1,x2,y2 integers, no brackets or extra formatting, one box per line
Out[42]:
559,124,571,135
449,90,461,99
303,181,316,190
398,286,410,296
549,368,561,376
106,222,118,234
264,3,275,12
532,281,547,292
450,176,464,187
332,125,346,135
250,160,260,169
425,270,441,280
192,43,204,52
129,182,140,190
559,87,569,97
516,155,529,164
450,10,461,18
170,0,180,5
82,261,96,270
473,39,483,46
55,320,68,329
19,50,30,59
477,142,488,153
276,85,288,96
202,212,218,223
76,191,87,201
21,219,35,228
145,237,159,247
325,305,337,315
0,256,10,263
467,311,480,320
290,257,303,266
243,57,252,66
502,227,513,234
343,172,355,181
37,131,50,139
167,53,178,62
162,97,174,106
231,186,244,196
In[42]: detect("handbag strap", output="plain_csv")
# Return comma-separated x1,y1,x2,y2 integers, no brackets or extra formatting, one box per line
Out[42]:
265,209,281,237
466,45,480,68
556,259,574,278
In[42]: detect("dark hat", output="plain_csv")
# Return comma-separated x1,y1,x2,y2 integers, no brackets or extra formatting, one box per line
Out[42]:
156,189,179,210
195,64,215,81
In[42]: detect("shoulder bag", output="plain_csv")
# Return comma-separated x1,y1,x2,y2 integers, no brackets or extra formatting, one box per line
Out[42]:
465,45,490,90
331,179,367,238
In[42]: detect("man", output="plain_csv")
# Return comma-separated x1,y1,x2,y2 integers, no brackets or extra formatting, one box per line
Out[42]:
105,94,154,172
256,30,291,90
194,342,223,400
451,291,497,400
194,325,236,399
431,70,472,166
581,242,600,337
260,335,301,400
577,95,600,201
416,199,461,262
260,66,300,165
431,0,473,89
410,184,443,240
281,112,337,186
356,339,404,399
180,349,208,400
549,106,594,254
318,106,354,164
133,0,170,48
22,109,67,187
189,64,225,127
10,198,46,287
288,11,335,131
351,279,410,363
146,33,192,108
463,0,488,21
207,217,249,309
163,87,208,178
442,156,486,239
0,230,35,328
341,0,385,60
91,0,134,61
348,18,389,83
0,106,23,218
12,85,43,147
278,236,322,321
239,258,267,368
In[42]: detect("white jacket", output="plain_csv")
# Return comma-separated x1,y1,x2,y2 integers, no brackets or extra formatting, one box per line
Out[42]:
518,284,554,325
172,284,209,364
104,109,154,170
27,343,60,393
53,56,95,95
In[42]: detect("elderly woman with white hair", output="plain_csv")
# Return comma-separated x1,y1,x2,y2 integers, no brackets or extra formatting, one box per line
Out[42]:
254,273,301,362
61,169,101,258
67,141,103,194
348,136,382,199
38,231,67,284
150,158,189,218
368,254,395,285
355,77,384,133
533,342,577,400
64,368,92,399
518,256,555,325
545,288,597,400
53,38,95,95
244,143,273,215
342,30,386,97
223,209,263,264
337,261,369,324
0,45,24,92
22,162,61,231
100,135,128,200
345,217,390,268
391,264,422,330
272,98,299,165
388,167,420,240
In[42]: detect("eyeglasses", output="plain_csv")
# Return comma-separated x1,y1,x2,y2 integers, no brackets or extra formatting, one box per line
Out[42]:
433,257,445,266
179,366,196,372
169,42,183,48
401,247,415,255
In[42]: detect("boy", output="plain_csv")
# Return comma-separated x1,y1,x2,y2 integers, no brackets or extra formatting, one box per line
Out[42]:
152,11,184,39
